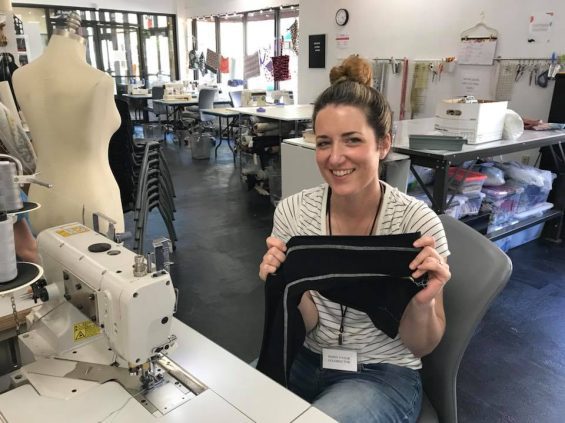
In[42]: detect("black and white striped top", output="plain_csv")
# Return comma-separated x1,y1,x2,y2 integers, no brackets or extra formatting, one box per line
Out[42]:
272,182,450,369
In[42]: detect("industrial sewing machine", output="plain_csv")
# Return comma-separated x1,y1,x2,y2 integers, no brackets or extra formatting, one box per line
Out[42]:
0,223,336,422
241,89,267,107
163,82,192,101
0,223,204,420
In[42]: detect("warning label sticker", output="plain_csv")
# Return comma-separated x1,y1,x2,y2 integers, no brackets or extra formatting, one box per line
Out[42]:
57,225,90,238
73,320,101,342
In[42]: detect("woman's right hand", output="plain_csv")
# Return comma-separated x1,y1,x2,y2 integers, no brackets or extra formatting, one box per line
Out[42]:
259,236,287,281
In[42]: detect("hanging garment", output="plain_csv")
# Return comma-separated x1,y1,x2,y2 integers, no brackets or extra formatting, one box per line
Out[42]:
256,233,426,387
0,101,36,174
244,51,260,80
289,19,299,55
272,55,290,81
205,48,219,73
219,56,230,74
188,49,199,70
198,52,207,76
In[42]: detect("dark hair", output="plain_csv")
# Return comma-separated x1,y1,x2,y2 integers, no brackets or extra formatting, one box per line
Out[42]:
313,55,392,146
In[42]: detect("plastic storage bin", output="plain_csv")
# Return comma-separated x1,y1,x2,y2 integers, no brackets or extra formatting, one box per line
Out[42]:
459,191,485,218
411,190,464,220
448,167,487,194
494,223,544,252
482,183,524,227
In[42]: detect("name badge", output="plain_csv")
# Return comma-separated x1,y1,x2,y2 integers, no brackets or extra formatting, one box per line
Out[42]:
322,348,358,372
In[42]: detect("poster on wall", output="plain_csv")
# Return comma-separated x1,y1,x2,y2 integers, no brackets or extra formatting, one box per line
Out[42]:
309,34,326,68
528,12,553,43
457,38,497,65
336,32,350,49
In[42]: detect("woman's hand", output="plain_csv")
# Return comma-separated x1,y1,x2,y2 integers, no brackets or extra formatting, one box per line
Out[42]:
409,235,451,305
259,236,287,281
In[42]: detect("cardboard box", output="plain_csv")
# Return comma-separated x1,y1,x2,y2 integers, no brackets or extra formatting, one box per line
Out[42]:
434,99,508,144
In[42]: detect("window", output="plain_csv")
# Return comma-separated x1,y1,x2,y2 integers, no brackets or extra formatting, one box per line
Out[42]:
13,7,48,65
246,11,275,90
219,15,243,81
195,18,216,84
142,14,176,86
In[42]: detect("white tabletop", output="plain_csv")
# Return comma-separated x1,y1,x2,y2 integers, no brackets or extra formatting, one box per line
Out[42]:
229,104,313,121
155,96,231,107
201,107,240,117
169,319,336,422
122,94,152,99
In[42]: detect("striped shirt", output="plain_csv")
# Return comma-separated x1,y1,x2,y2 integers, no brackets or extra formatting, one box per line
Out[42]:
271,182,450,369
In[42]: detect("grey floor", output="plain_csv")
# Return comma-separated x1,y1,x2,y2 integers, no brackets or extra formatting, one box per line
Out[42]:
133,139,565,423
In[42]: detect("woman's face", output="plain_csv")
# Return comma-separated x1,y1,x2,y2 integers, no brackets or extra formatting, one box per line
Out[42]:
314,104,391,198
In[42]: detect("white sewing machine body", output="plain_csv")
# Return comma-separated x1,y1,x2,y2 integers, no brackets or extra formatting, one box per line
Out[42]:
0,223,335,422
31,223,176,368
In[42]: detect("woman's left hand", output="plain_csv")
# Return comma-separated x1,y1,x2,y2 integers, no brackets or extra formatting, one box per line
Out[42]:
409,235,451,305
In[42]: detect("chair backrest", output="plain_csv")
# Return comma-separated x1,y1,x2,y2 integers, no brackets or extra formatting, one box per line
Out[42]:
198,88,218,122
229,90,242,108
420,215,512,423
151,86,167,115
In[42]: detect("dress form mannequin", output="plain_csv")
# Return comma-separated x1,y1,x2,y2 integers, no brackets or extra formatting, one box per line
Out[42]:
12,13,124,234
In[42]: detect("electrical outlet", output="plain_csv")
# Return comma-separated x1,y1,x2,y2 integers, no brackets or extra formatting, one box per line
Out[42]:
521,155,530,165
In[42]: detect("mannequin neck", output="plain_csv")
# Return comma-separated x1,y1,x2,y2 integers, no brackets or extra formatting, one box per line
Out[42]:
45,33,86,62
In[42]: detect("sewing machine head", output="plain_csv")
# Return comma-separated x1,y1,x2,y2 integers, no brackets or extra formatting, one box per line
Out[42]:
35,223,177,373
241,89,267,106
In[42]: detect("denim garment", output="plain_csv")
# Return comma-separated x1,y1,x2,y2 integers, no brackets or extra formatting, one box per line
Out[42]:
289,347,422,423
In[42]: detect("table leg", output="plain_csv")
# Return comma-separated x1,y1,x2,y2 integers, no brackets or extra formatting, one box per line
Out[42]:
215,116,223,158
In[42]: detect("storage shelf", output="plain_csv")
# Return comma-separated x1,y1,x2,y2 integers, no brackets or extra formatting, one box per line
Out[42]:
486,209,563,241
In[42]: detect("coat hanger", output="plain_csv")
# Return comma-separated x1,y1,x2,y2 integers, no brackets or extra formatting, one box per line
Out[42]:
460,12,498,40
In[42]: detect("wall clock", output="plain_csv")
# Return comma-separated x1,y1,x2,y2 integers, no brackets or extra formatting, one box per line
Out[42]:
335,8,349,26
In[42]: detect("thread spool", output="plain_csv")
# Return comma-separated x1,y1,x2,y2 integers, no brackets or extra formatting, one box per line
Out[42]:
0,162,22,211
0,211,17,283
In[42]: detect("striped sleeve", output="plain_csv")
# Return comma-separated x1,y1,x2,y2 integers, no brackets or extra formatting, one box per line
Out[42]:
405,200,450,258
271,192,302,243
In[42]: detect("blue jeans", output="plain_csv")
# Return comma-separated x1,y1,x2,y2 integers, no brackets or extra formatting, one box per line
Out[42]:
289,347,422,423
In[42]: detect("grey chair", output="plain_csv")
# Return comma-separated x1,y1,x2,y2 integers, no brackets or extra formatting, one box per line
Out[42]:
229,90,242,108
182,88,218,145
417,215,513,423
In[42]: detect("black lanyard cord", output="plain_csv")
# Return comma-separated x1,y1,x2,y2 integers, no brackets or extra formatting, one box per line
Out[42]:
327,182,385,346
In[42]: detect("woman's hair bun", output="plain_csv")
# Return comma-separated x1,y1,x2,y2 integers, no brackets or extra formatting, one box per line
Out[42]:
329,55,372,87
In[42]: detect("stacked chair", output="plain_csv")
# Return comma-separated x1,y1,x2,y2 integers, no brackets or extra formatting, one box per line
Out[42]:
144,85,174,142
110,99,177,254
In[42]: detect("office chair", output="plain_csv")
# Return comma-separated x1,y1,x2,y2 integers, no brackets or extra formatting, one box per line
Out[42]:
182,88,218,146
229,90,242,108
417,215,513,423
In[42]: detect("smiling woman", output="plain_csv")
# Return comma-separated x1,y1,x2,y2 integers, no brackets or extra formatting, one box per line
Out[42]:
258,55,452,423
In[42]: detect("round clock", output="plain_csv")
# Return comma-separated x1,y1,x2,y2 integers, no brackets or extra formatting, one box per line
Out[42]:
335,8,349,26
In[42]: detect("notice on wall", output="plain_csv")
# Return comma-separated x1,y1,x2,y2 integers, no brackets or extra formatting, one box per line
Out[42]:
528,12,553,43
336,32,350,49
309,34,326,68
457,38,497,65
456,71,491,98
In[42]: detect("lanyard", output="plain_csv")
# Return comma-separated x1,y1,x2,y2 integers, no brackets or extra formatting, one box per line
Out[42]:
326,183,385,345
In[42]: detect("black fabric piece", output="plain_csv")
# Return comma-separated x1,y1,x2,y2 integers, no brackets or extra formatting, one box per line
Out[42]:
257,233,426,387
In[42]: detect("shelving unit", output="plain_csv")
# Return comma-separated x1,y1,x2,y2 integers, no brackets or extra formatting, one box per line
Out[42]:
392,118,565,241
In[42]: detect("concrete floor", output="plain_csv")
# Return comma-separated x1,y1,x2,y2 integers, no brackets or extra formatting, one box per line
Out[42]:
134,139,565,423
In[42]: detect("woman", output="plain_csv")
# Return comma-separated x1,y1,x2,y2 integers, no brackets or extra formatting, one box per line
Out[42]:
259,55,451,422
